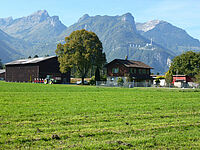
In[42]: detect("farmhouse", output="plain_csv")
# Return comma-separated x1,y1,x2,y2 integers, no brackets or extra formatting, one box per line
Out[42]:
105,59,153,85
0,69,5,80
5,56,70,83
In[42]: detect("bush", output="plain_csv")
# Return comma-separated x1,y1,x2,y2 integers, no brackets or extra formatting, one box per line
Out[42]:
101,75,107,81
89,76,96,85
117,77,124,86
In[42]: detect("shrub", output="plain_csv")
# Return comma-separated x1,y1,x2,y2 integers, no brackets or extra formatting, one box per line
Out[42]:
117,77,124,86
101,75,107,81
89,76,96,85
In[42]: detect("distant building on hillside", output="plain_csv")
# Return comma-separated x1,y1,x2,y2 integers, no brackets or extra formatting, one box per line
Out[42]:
105,59,153,86
5,56,70,83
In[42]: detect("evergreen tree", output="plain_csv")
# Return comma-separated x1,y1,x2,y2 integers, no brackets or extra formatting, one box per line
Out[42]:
95,67,101,81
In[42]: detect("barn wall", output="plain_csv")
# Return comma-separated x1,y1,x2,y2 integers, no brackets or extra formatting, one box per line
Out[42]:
38,57,61,78
38,57,70,83
5,57,70,83
6,65,39,82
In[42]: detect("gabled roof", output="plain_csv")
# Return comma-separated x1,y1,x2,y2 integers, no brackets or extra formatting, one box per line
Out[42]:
105,59,153,69
6,56,56,66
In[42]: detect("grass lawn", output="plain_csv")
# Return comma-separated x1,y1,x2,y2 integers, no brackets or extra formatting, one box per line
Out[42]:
0,81,200,149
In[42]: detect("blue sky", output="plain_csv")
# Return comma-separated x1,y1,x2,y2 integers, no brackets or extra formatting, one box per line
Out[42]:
1,0,200,39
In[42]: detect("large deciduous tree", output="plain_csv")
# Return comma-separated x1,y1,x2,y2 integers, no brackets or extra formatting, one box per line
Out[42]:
169,51,200,77
55,29,106,84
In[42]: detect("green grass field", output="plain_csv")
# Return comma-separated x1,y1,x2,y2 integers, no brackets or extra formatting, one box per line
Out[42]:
0,81,200,149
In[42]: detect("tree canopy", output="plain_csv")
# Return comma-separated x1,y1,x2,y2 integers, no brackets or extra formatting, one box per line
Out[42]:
55,29,106,84
169,51,200,77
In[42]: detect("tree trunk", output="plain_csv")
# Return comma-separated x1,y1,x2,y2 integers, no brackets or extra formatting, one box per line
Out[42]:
81,77,84,85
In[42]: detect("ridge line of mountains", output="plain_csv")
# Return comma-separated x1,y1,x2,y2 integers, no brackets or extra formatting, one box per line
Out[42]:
0,10,200,73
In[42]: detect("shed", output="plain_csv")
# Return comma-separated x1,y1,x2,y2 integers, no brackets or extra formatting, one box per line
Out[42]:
5,56,70,83
0,69,5,80
172,75,193,88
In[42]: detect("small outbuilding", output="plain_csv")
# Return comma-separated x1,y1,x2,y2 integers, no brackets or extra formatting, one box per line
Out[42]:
0,69,5,80
5,56,70,83
172,75,193,88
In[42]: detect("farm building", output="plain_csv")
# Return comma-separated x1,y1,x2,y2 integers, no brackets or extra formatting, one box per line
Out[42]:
151,75,166,86
105,59,153,86
172,75,194,88
5,56,70,83
0,69,5,80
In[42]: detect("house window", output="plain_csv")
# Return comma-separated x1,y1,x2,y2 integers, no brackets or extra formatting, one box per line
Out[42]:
130,68,137,74
112,68,119,73
133,68,137,74
139,69,142,74
142,69,146,74
146,69,149,75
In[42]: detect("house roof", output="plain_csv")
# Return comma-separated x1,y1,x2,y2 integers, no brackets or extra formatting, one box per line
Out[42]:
0,69,5,74
6,56,56,66
105,59,153,69
173,75,187,77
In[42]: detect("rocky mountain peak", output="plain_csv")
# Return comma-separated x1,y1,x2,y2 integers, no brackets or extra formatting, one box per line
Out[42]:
121,13,134,23
78,14,90,23
49,16,63,27
121,13,137,31
33,10,49,17
136,20,165,32
0,17,13,26
27,10,50,23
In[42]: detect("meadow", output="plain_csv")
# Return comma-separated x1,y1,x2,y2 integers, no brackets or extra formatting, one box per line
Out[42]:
0,81,200,149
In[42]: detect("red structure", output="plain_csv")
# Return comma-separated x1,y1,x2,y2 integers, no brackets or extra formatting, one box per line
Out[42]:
172,75,193,84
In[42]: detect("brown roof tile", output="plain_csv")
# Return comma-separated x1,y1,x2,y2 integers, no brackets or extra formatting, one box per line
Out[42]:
106,59,153,69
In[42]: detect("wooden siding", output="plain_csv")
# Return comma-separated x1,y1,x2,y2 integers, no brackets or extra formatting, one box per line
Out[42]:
106,60,152,80
6,65,39,82
5,57,70,83
107,63,128,77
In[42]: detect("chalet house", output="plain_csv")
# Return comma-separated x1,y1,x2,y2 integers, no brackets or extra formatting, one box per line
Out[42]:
0,69,5,80
105,59,153,84
5,56,70,83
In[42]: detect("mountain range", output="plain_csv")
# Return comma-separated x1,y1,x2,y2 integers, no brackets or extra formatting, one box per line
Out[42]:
0,10,200,73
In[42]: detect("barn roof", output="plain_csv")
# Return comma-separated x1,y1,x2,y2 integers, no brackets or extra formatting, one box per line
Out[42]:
6,56,56,66
105,59,153,69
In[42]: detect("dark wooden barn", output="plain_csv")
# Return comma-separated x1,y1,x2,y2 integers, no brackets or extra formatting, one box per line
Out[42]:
5,56,70,83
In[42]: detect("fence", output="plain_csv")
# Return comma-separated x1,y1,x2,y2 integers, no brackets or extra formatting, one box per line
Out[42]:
96,81,152,88
96,81,200,88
